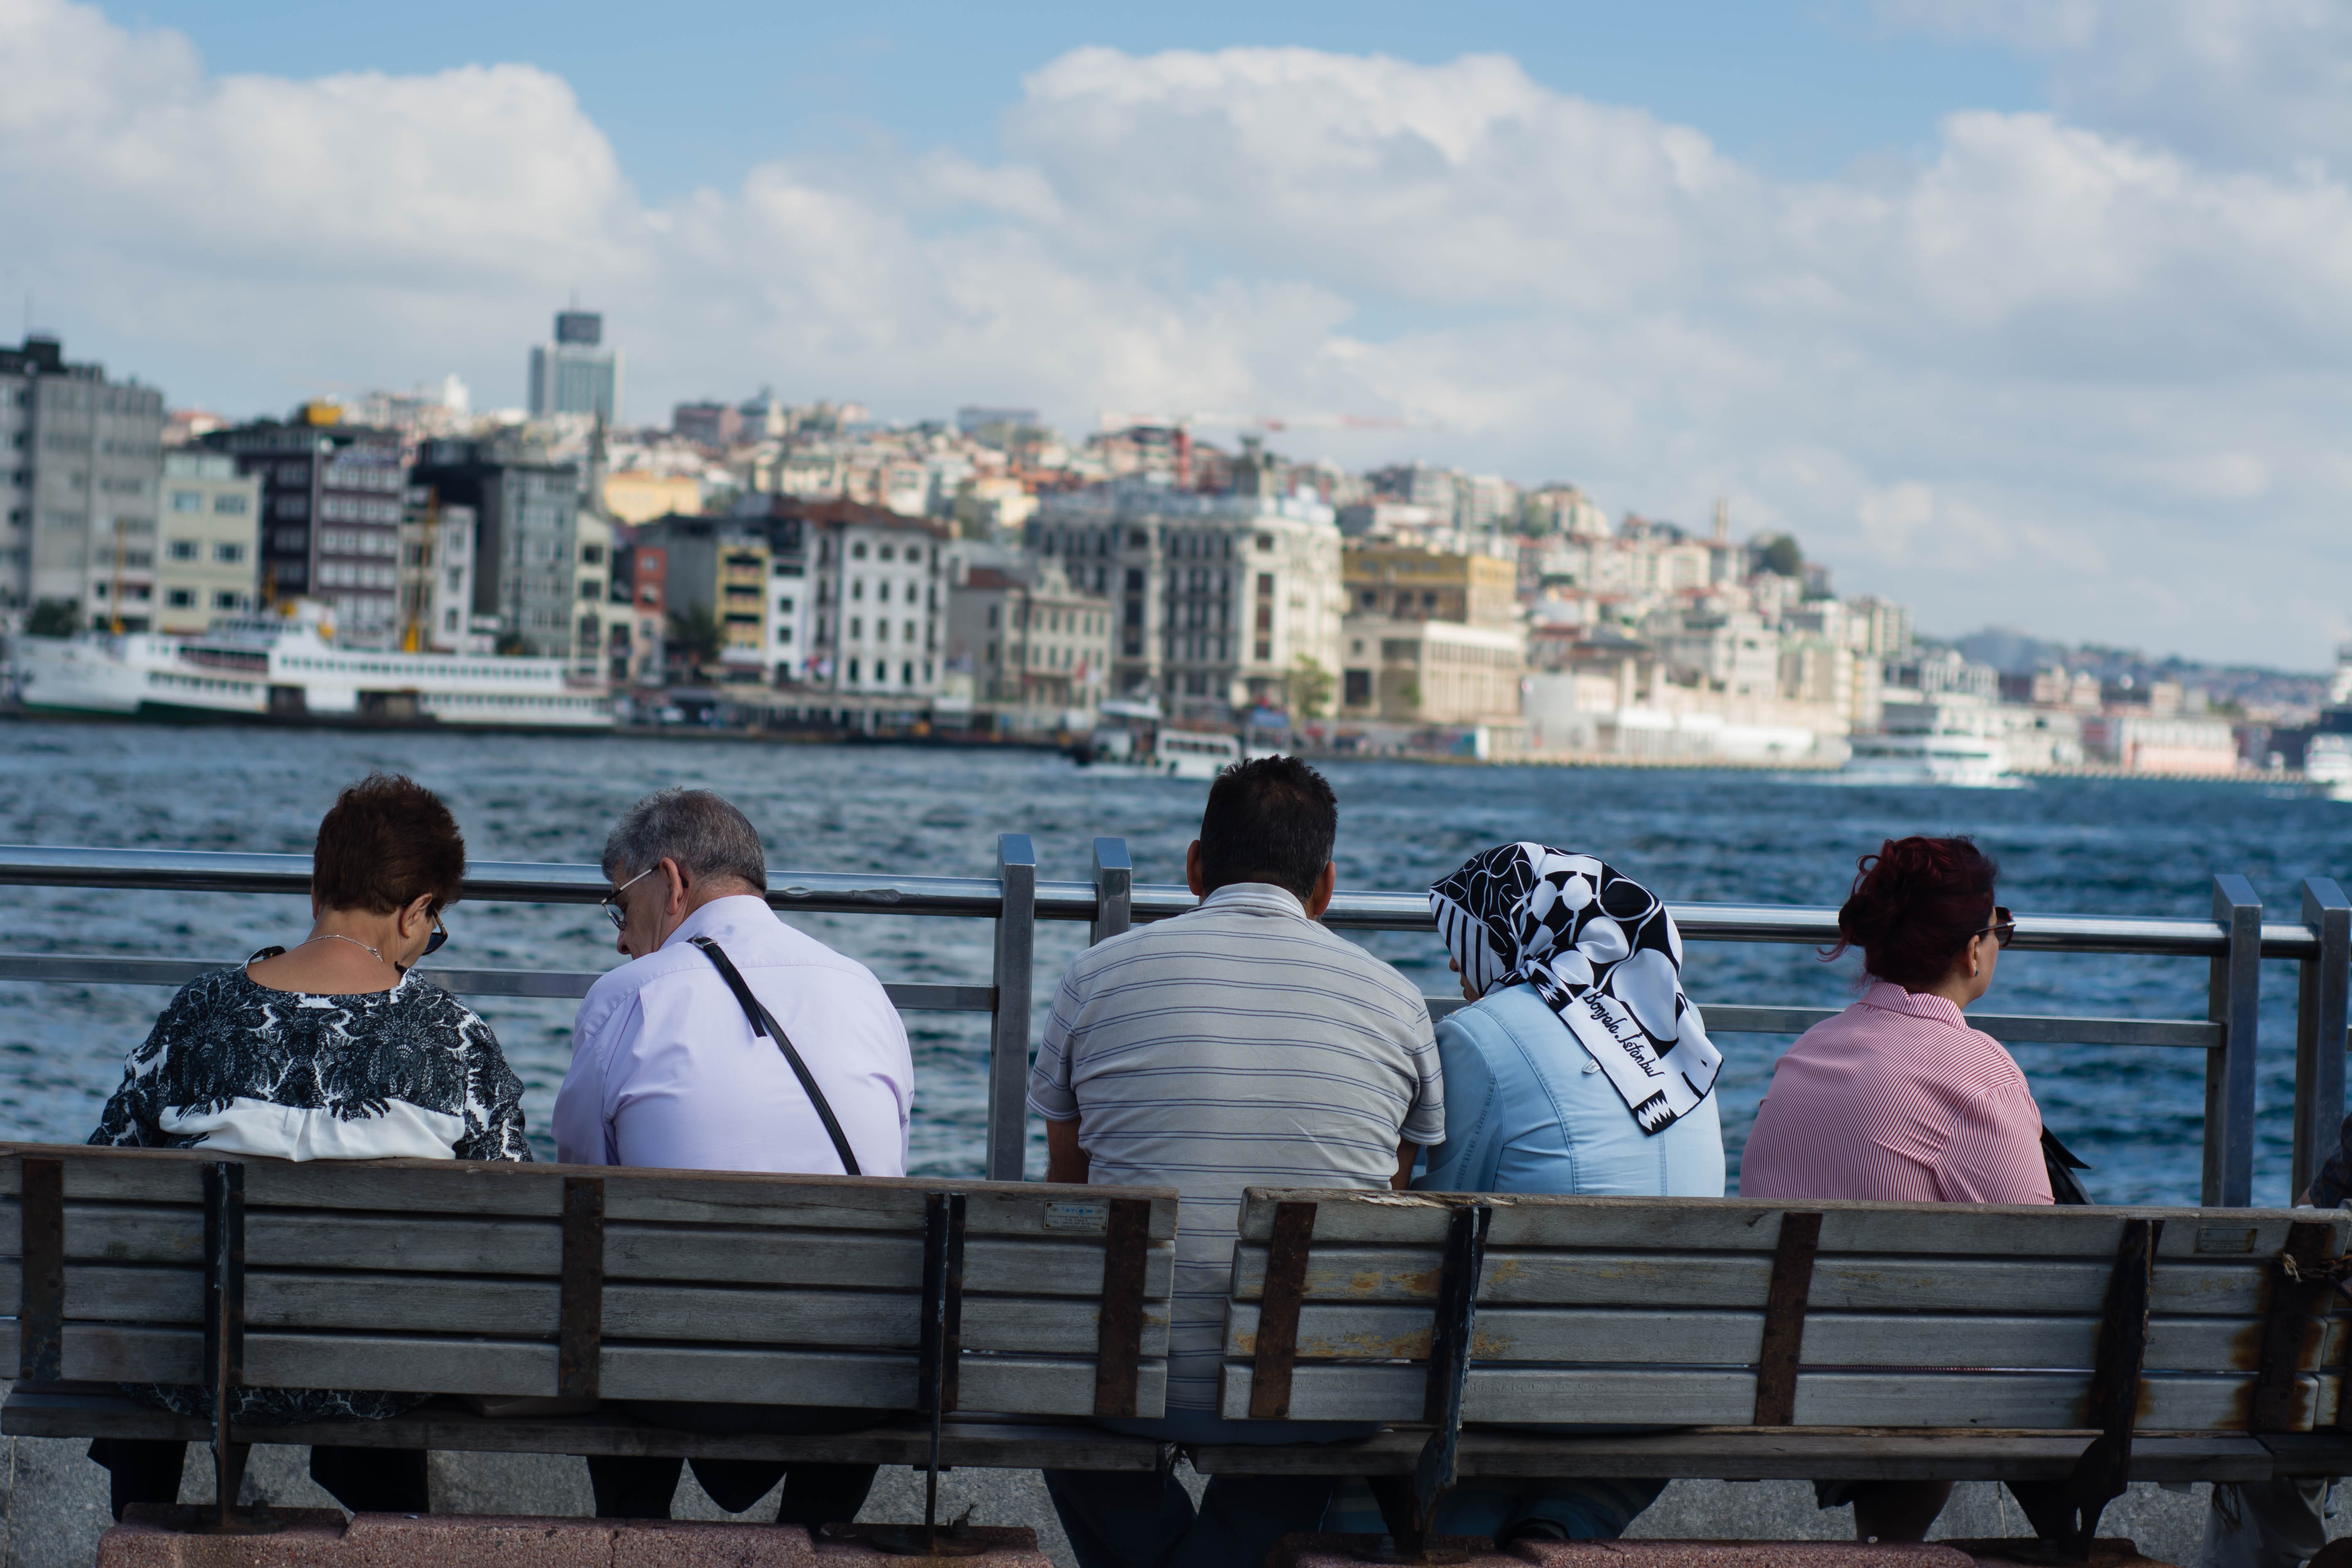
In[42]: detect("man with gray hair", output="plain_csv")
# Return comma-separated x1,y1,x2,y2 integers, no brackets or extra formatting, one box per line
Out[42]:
554,787,913,1524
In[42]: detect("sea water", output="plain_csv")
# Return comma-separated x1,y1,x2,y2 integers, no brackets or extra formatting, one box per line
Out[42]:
1,719,2342,1205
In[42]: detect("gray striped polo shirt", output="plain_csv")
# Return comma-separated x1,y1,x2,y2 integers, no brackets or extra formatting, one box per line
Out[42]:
1028,881,1445,1412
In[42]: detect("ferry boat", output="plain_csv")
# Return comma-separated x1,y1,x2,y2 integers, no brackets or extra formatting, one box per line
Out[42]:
1070,698,1242,780
1840,694,2012,788
5,603,612,729
2301,647,2352,802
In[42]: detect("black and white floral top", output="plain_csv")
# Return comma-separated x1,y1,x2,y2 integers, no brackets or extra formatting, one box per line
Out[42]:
92,964,530,1162
91,961,532,1425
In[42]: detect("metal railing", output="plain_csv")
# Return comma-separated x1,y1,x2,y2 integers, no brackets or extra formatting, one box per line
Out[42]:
0,843,2344,1205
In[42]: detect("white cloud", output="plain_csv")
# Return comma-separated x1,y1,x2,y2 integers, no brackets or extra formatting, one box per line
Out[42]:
1876,0,2352,169
2,0,2347,663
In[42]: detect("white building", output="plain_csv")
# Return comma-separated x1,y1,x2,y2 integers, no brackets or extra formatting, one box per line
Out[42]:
806,502,946,700
397,497,488,653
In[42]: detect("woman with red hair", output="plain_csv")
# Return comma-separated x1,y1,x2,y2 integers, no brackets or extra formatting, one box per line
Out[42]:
1739,834,2047,1542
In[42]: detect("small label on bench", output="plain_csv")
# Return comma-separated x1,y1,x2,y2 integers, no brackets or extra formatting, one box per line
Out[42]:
1044,1201,1111,1233
2195,1226,2258,1254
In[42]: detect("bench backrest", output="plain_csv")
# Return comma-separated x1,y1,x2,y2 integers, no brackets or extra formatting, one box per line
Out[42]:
2,1145,1177,1419
1219,1189,2351,1432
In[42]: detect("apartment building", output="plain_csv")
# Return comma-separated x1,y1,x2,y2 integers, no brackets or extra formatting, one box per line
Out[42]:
396,494,486,653
1,335,167,629
408,439,597,665
947,561,1111,713
155,451,261,633
630,511,802,685
804,500,946,699
205,410,405,644
1027,476,1344,717
1344,542,1518,626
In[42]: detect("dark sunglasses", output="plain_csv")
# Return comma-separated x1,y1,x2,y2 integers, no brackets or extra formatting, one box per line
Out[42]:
1977,906,2016,949
423,913,449,957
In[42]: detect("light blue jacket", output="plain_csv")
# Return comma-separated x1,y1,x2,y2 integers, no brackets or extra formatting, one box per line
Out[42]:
1414,982,1725,1197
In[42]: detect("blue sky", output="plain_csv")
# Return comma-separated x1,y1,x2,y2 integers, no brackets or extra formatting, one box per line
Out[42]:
7,0,2348,663
124,2,2041,199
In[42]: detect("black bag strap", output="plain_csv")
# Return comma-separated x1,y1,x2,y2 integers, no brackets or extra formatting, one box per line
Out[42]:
689,936,861,1177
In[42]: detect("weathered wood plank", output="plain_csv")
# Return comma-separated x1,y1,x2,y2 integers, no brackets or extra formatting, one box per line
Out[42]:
0,1148,1179,1241
0,1206,1172,1297
60,1324,1166,1417
3,1265,1168,1357
0,1385,1176,1469
1227,1245,2295,1318
1215,1361,2323,1430
1233,1191,2340,1261
1218,1302,2321,1373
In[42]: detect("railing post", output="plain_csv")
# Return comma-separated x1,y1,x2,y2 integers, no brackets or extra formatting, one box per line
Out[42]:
2293,878,2352,1200
1090,837,1132,946
2205,875,2262,1207
987,834,1037,1183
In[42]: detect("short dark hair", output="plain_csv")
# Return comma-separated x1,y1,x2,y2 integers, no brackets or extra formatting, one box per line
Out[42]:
1827,835,1999,989
1196,756,1337,903
311,773,466,916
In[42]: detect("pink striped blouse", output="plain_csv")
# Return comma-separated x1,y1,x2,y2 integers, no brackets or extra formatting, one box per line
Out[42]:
1738,982,2052,1205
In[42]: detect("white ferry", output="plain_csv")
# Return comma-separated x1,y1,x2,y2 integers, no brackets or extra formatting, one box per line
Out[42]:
1072,698,1242,780
1841,694,2013,788
6,604,612,729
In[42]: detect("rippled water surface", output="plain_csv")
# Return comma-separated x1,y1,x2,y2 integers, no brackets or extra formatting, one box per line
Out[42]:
2,718,2345,1205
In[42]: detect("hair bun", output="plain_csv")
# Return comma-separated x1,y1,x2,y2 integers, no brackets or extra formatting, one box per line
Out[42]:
1827,836,1998,989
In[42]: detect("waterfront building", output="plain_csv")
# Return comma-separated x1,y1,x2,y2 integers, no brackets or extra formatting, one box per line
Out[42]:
396,491,486,653
805,500,945,700
0,335,167,631
946,560,1111,716
1339,617,1526,725
628,513,786,685
1027,472,1345,719
526,310,622,423
204,408,405,646
155,451,261,634
408,439,597,666
2084,712,2242,775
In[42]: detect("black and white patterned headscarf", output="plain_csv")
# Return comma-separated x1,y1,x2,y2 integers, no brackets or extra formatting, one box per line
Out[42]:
1430,843,1721,1135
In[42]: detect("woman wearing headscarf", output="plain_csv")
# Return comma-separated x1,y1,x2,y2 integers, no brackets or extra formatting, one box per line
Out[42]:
1327,844,1726,1546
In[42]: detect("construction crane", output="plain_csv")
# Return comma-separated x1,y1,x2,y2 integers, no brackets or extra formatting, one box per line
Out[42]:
1095,410,1438,434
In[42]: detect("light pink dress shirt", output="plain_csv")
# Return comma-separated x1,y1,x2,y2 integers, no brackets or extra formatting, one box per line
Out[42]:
1738,981,2051,1205
555,894,912,1176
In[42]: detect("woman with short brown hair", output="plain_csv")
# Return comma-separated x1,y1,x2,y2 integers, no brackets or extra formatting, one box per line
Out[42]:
87,773,528,1518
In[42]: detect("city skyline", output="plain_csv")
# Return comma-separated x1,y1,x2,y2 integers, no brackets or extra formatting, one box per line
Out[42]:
1,0,2343,667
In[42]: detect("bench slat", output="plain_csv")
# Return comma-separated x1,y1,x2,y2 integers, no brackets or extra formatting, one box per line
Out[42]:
58,1324,1164,1416
0,1386,1173,1471
0,1149,1180,1241
1233,1192,2343,1261
1215,1361,2330,1428
1227,1244,2301,1319
2,1205,1173,1297
1218,1301,2327,1372
1,1268,1170,1358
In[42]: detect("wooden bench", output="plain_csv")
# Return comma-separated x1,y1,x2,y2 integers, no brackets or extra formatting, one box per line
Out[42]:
0,1143,1178,1530
1195,1189,2352,1556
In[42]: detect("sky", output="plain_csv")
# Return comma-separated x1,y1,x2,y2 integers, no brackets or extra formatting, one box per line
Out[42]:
2,0,2346,666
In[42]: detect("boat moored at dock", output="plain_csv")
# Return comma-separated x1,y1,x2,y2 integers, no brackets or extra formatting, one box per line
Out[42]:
5,602,612,729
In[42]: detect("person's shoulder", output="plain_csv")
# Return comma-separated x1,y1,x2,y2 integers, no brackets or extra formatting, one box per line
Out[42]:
387,975,493,1032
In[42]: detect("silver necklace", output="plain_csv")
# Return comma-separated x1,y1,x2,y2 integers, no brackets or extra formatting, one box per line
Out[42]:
305,933,385,964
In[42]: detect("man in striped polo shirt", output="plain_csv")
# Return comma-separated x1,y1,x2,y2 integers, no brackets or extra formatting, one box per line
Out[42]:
1030,755,1445,1568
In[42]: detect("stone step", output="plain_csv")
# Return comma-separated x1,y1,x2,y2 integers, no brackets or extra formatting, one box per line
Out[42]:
94,1507,1049,1568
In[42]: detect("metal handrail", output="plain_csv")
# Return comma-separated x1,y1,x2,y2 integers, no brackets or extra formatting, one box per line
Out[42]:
0,842,2343,1205
0,845,2317,957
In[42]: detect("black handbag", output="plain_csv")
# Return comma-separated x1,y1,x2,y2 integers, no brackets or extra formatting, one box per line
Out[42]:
2042,1124,2092,1205
690,935,862,1177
